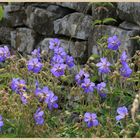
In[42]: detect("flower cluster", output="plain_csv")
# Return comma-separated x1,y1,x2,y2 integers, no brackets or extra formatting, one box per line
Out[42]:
35,82,58,110
75,70,95,93
11,78,28,104
0,115,4,130
49,38,74,77
27,48,43,73
120,51,132,78
0,45,10,62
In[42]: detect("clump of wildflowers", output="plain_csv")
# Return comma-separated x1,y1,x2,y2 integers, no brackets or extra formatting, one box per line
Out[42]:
116,106,128,121
84,112,99,128
35,82,58,110
34,108,44,125
49,38,74,77
107,35,121,50
0,115,4,130
96,57,111,74
0,45,10,62
27,58,43,73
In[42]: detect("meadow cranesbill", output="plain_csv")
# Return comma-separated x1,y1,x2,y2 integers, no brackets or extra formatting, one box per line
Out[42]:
120,61,132,78
116,106,128,121
81,78,95,93
96,57,111,74
0,45,10,62
51,55,64,66
84,112,99,128
0,115,4,130
75,70,89,85
65,55,75,68
34,108,44,125
27,58,43,73
51,64,66,77
107,35,121,50
49,38,60,50
96,82,107,98
11,78,26,94
54,47,66,57
31,48,41,61
35,86,50,102
120,51,127,62
20,92,28,105
45,92,58,110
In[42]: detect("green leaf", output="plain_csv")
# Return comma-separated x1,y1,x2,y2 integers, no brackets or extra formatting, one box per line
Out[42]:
0,6,4,21
92,19,102,26
102,18,117,24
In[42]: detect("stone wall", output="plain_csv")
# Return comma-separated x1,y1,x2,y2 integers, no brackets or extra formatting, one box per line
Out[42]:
0,2,140,64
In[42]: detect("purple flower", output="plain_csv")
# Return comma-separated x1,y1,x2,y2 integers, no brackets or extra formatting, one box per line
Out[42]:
120,61,132,78
120,51,127,62
84,112,99,128
51,55,64,66
107,35,121,50
49,38,60,50
51,64,66,77
0,115,4,130
81,78,95,93
27,58,43,73
20,93,28,105
45,92,58,110
34,108,44,125
96,82,107,98
65,55,75,68
75,70,89,85
96,58,111,74
35,85,53,102
54,47,66,57
11,78,26,94
31,48,41,61
116,106,128,121
0,46,10,62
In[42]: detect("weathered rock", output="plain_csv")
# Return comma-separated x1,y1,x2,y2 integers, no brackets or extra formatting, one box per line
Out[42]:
25,6,70,35
37,38,87,59
1,5,26,27
119,21,140,31
88,25,140,58
54,12,93,40
11,28,37,54
55,2,91,13
117,3,140,26
0,27,14,44
92,3,117,21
